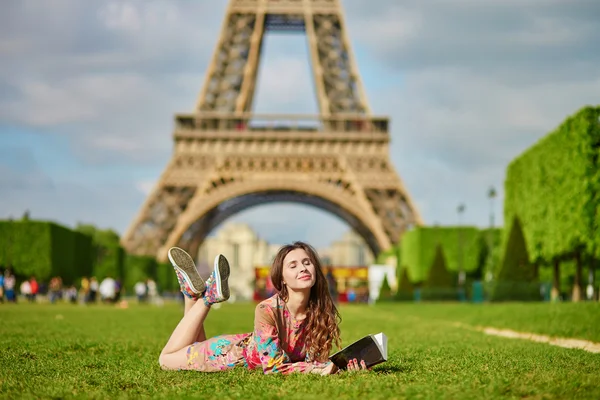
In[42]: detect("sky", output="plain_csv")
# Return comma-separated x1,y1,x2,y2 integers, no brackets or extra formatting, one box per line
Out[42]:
1,0,599,249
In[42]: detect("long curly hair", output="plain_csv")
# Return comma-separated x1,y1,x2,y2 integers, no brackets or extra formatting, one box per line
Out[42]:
270,241,342,362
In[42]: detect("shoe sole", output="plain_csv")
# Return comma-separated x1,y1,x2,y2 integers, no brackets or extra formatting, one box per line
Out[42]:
168,247,205,294
213,254,230,301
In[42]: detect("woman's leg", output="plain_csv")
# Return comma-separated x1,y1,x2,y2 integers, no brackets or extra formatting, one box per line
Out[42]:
184,296,207,343
159,299,212,370
159,251,231,370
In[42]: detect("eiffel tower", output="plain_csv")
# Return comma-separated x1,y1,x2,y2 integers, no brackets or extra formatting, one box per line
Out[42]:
122,0,423,262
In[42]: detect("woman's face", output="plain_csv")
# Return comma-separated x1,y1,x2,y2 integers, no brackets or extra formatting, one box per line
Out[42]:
281,248,317,292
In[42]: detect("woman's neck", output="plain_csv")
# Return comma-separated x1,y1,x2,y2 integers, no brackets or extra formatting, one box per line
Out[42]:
284,289,310,319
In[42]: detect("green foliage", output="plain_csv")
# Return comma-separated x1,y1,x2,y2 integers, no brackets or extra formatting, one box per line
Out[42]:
75,223,125,281
394,267,414,301
490,217,540,301
400,226,484,282
421,245,458,301
504,105,600,264
0,221,94,284
156,262,179,293
376,274,393,302
480,228,502,281
0,221,53,280
124,255,157,293
424,245,455,288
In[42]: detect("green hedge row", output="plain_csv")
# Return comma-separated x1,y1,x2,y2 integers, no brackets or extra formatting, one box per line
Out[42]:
490,216,539,301
504,105,600,264
0,221,93,285
399,226,486,283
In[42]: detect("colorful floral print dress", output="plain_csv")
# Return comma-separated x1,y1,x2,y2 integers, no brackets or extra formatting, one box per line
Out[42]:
186,294,331,374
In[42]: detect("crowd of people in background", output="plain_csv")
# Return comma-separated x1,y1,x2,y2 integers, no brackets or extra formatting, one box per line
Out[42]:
0,266,163,306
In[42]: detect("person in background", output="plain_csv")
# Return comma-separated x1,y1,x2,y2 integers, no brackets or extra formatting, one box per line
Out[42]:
89,277,98,303
4,269,16,303
134,280,147,304
66,285,78,304
0,268,5,303
48,276,63,304
20,279,31,302
80,277,90,304
29,276,39,303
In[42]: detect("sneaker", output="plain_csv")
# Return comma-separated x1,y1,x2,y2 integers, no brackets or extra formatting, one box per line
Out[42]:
167,247,206,299
202,254,231,306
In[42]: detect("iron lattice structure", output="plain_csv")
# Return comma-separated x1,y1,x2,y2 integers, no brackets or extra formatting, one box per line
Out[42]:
122,0,423,262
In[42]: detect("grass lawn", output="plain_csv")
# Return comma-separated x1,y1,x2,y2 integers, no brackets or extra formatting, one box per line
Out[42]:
1,300,599,399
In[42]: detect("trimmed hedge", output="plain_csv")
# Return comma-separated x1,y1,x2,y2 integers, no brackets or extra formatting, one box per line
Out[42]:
504,105,600,264
394,267,414,301
0,220,93,284
400,226,484,282
157,262,179,293
490,216,539,301
75,224,125,282
421,244,459,301
424,245,455,288
377,274,393,302
124,255,157,293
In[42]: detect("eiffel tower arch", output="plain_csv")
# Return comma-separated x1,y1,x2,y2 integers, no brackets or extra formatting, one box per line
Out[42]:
122,0,423,262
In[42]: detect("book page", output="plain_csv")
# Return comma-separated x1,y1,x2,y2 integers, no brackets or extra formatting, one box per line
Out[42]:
372,332,388,360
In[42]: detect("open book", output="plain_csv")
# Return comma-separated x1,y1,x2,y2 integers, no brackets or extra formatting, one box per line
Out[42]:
329,332,387,370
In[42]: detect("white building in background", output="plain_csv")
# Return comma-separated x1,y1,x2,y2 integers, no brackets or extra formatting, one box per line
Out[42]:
320,230,375,267
197,223,281,301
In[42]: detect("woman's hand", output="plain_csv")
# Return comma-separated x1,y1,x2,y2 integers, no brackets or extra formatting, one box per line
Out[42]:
311,361,339,375
346,358,369,372
320,361,339,375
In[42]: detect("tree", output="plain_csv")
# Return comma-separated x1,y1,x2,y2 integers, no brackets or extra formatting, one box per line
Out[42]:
424,245,454,288
377,274,393,302
490,216,539,301
394,267,414,301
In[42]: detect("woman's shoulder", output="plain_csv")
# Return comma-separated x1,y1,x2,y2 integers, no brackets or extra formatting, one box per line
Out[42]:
255,293,284,314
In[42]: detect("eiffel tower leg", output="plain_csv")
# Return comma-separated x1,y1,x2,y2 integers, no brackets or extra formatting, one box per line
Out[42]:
306,9,369,115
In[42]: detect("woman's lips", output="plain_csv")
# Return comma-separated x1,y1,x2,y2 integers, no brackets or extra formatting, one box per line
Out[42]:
298,275,311,280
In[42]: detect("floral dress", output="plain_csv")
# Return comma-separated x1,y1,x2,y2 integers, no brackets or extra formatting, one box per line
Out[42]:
186,294,331,374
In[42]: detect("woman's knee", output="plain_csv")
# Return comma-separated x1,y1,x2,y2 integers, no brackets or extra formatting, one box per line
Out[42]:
158,352,173,370
158,350,187,371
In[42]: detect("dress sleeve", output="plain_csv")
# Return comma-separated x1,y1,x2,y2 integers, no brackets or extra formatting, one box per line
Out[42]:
253,304,325,374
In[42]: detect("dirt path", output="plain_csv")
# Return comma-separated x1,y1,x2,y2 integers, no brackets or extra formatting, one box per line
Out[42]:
471,326,600,354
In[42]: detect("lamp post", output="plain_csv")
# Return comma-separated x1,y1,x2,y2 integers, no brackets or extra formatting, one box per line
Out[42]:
457,203,466,301
487,187,497,282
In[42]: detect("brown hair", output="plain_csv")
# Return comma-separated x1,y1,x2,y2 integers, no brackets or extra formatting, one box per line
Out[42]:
271,241,342,361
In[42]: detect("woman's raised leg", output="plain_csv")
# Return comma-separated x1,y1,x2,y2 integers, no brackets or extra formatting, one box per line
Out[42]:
158,250,231,370
159,299,211,370
184,296,207,343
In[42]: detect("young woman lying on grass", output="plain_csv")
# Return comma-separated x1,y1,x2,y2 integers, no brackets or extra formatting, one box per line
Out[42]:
158,241,369,375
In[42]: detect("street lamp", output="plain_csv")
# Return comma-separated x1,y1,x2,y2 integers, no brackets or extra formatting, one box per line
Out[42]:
488,186,497,229
457,204,466,296
487,187,497,282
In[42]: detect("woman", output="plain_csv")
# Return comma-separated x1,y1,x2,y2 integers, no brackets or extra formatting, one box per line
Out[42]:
158,241,369,375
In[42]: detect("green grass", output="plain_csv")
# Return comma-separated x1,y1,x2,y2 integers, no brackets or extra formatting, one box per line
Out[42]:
1,301,599,399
